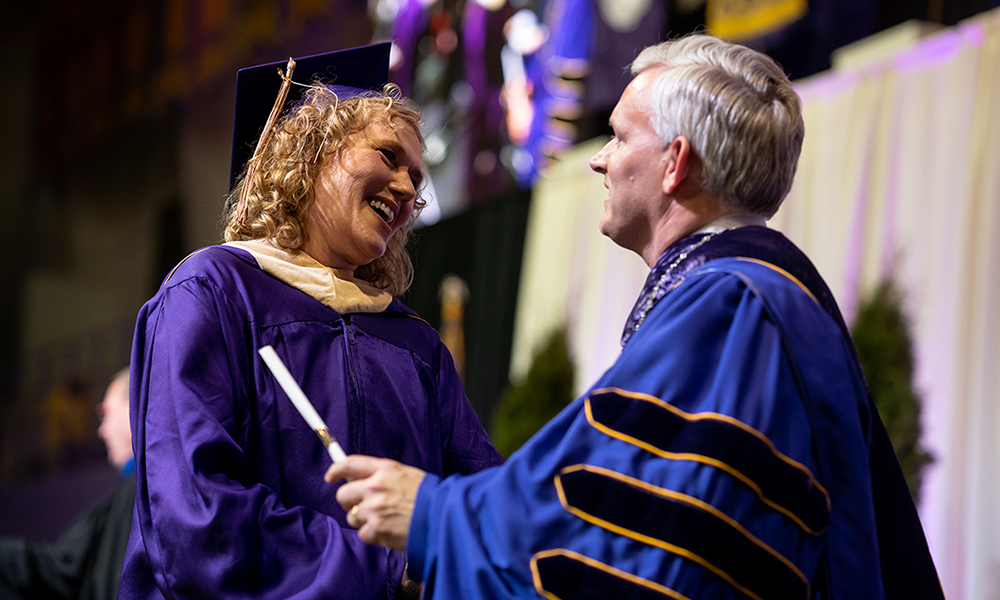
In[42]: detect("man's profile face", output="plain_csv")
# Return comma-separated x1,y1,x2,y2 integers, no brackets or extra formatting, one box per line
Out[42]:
98,375,132,470
589,68,671,258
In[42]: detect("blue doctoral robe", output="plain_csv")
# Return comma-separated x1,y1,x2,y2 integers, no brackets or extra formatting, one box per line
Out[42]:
119,246,503,599
406,227,942,599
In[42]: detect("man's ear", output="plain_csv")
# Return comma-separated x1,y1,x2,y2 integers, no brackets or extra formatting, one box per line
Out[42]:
662,136,691,195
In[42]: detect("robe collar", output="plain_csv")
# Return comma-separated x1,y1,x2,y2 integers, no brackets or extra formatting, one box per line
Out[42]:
225,240,393,314
621,213,765,347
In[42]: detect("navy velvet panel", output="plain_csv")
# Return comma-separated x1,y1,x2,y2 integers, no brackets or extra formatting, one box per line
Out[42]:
557,466,810,600
587,389,829,535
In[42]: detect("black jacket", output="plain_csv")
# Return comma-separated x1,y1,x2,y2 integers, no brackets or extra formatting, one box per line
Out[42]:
0,475,135,600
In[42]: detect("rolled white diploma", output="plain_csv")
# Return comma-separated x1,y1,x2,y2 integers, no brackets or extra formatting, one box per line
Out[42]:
258,345,347,463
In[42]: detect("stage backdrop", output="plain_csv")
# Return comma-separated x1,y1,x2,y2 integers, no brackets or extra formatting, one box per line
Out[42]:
510,9,1000,600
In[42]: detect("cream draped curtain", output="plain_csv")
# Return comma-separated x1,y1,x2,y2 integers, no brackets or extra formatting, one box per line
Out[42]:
510,9,1000,599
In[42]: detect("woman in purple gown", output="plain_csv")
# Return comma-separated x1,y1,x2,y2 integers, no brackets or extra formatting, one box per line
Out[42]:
118,51,502,600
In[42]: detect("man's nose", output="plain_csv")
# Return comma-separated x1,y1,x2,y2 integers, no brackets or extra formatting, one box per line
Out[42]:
589,144,609,174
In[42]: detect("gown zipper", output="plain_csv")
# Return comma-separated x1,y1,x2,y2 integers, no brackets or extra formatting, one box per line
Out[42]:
343,317,365,455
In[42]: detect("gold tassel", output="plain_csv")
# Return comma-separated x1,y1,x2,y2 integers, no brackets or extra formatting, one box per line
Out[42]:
234,58,297,231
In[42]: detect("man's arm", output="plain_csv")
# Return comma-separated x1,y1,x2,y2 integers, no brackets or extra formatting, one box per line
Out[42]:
322,269,879,600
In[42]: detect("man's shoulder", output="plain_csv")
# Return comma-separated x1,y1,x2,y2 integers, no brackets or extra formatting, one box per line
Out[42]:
629,255,843,363
692,256,821,306
682,256,843,349
693,227,846,327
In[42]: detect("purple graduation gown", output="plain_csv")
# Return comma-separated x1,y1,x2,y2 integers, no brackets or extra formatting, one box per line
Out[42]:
118,245,502,599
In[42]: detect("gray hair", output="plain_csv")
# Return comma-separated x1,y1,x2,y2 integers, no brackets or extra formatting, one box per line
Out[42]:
631,35,804,218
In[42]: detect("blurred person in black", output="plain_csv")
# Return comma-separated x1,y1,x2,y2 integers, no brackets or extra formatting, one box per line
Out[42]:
0,368,135,600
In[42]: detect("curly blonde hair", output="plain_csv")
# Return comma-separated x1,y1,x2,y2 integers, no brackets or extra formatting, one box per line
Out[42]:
225,84,426,297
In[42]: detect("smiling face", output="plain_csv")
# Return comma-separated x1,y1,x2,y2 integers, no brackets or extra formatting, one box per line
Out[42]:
302,117,424,271
589,69,671,259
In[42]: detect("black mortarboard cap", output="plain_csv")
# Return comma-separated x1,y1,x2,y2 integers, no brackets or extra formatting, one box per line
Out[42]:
229,42,392,191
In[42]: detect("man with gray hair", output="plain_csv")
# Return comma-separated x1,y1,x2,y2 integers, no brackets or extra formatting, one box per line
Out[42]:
325,35,943,599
